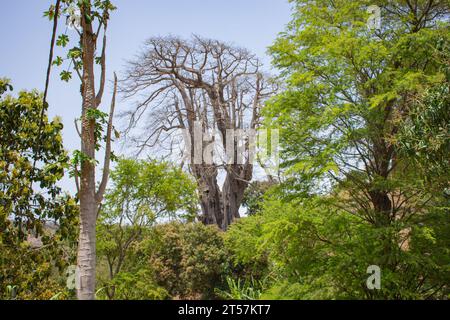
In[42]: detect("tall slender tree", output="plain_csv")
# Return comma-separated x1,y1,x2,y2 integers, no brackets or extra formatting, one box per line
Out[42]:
44,0,117,299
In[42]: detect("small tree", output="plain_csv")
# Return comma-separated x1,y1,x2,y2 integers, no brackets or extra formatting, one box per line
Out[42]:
44,0,117,299
0,80,78,299
96,158,198,299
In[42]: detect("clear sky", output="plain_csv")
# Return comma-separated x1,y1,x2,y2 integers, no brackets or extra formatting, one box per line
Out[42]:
0,0,292,193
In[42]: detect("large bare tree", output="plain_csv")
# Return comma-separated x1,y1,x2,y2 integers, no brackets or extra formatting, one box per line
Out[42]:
121,36,275,230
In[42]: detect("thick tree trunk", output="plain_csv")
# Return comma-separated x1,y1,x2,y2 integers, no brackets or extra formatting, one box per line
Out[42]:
192,133,253,230
77,11,97,300
193,165,223,227
221,173,247,230
194,164,251,231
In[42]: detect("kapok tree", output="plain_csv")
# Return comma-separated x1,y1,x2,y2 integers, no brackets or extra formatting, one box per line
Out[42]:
121,36,276,230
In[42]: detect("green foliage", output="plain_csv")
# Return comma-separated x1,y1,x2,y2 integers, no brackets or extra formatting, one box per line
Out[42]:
268,3,448,185
246,196,449,299
70,150,98,177
142,222,227,299
96,158,199,299
224,215,269,280
0,78,13,95
52,56,64,67
3,0,448,301
215,276,266,300
100,270,169,300
396,48,450,192
44,1,117,82
60,70,72,82
0,82,78,299
257,0,450,299
101,158,198,223
70,109,119,173
85,108,109,150
242,180,276,216
56,34,69,48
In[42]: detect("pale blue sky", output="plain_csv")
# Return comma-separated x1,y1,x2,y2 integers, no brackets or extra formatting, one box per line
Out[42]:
0,0,292,193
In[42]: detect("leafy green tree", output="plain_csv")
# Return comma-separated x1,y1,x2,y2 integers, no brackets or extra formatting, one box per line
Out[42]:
262,0,450,299
267,0,449,222
0,80,78,299
231,191,450,300
96,158,198,299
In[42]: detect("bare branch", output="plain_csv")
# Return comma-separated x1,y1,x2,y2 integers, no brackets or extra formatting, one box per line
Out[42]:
96,72,117,206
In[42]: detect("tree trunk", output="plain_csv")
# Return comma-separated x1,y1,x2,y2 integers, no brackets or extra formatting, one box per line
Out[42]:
221,172,247,230
369,190,392,226
370,139,394,227
77,10,97,300
193,163,251,231
193,165,223,227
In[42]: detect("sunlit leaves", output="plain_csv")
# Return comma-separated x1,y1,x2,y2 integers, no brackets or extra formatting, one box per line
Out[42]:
0,82,78,299
0,78,13,95
56,34,69,47
60,70,72,82
261,0,450,299
67,47,81,59
52,56,64,66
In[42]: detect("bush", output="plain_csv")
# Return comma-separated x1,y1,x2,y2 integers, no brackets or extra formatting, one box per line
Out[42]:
255,197,450,300
143,222,228,299
224,215,270,280
106,270,169,300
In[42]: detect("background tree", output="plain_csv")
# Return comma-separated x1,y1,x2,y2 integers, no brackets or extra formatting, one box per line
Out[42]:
121,35,276,230
0,80,78,299
96,158,198,299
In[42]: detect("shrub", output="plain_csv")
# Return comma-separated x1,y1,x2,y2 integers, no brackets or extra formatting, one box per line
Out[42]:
224,215,270,281
144,222,227,299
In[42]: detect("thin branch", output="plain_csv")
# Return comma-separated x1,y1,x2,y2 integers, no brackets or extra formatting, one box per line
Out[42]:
96,72,117,206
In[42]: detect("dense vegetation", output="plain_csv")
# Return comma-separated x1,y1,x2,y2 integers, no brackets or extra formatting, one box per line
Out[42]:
0,80,78,299
0,0,449,300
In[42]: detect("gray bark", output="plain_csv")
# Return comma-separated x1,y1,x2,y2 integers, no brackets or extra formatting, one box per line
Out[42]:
121,36,276,230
